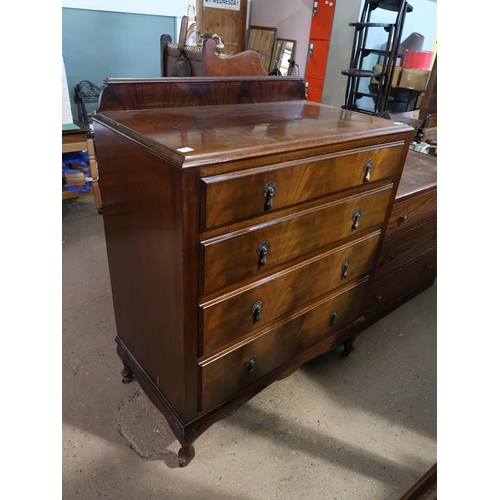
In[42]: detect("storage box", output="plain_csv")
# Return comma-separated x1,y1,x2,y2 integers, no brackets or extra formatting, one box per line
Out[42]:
371,65,402,86
398,69,430,91
402,50,434,70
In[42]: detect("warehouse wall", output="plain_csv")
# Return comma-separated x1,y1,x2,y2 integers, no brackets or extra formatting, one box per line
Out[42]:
62,1,179,120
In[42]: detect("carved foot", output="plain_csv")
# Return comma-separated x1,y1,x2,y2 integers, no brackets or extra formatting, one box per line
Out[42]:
120,364,134,384
116,344,134,383
178,445,195,467
341,337,355,358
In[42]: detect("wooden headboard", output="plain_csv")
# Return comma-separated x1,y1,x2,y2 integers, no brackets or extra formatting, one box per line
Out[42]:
161,37,268,78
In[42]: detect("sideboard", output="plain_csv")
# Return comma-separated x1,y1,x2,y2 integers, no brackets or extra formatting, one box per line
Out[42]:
92,77,414,466
364,150,437,323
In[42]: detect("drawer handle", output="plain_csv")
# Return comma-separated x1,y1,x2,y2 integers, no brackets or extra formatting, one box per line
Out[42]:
251,300,263,323
263,181,277,211
256,241,270,268
352,209,362,231
388,252,397,261
330,310,339,326
363,159,373,183
399,214,409,224
375,295,383,303
341,260,350,279
246,355,257,373
425,264,434,271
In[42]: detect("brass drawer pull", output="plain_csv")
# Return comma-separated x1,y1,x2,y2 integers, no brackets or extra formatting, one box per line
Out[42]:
375,295,383,303
262,181,277,211
363,159,373,183
256,241,270,268
388,252,397,261
399,214,409,224
352,209,362,231
246,355,257,373
341,260,350,279
330,310,339,326
251,301,263,323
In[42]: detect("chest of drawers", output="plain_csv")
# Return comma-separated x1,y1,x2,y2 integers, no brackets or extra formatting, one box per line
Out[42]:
364,150,437,322
92,77,413,466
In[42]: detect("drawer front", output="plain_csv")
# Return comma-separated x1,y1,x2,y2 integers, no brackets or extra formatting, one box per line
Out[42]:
374,218,437,280
200,279,369,411
202,143,405,229
201,232,380,356
387,188,437,236
366,248,437,317
202,185,393,294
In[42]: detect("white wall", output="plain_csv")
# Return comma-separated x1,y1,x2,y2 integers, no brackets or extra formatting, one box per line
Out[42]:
322,0,363,107
61,0,187,17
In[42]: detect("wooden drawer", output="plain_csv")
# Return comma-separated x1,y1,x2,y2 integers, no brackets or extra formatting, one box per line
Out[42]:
374,218,437,280
386,188,437,236
202,184,393,294
201,232,380,356
200,279,369,411
202,143,405,229
365,248,437,317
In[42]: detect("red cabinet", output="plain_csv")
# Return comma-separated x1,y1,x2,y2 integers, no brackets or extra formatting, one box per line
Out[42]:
309,0,336,40
305,0,336,103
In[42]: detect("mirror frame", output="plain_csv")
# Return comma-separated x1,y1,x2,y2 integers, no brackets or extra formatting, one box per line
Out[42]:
270,38,297,76
247,26,277,72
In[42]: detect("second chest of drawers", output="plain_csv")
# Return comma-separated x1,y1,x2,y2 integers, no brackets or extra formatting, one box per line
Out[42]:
364,150,437,321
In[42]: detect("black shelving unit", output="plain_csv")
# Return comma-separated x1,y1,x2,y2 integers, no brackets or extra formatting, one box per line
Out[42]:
341,0,413,115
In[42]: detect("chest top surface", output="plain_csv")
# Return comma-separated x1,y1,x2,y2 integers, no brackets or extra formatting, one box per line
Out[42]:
396,150,437,199
94,78,413,169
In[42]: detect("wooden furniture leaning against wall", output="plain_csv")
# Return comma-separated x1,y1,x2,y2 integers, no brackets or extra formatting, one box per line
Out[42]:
161,36,267,77
92,76,414,467
196,0,247,55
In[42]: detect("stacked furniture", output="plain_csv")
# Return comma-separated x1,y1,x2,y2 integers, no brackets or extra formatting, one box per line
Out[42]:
161,16,267,78
342,0,413,115
364,150,437,322
62,126,102,212
92,76,414,466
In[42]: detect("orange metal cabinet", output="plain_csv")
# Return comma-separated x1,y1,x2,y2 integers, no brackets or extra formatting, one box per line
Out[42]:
310,0,336,40
305,0,336,102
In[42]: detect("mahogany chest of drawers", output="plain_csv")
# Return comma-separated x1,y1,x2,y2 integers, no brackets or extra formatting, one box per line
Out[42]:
364,150,437,322
92,77,413,466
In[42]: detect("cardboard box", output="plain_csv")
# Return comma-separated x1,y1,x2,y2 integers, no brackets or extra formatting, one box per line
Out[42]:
371,65,402,86
398,69,430,91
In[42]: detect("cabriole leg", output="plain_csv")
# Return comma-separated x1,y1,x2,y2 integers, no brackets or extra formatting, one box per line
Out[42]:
178,444,195,467
116,344,134,383
341,337,355,358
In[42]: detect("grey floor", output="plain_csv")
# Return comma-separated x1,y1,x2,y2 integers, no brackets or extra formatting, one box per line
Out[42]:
62,195,437,500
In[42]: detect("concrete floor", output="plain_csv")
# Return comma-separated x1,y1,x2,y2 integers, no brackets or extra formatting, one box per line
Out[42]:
62,195,437,500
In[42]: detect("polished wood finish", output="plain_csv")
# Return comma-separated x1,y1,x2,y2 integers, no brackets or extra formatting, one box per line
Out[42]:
201,279,370,411
364,150,437,323
96,76,305,112
202,186,393,294
201,232,380,356
202,142,405,228
92,77,413,466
